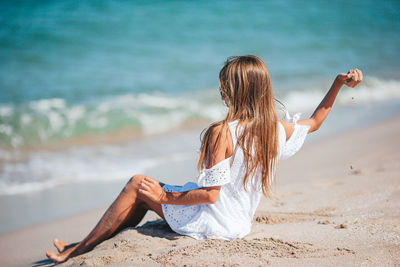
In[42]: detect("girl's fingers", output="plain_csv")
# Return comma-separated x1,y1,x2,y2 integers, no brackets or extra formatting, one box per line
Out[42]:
138,188,150,198
139,182,151,191
144,176,157,185
352,68,362,82
354,69,359,82
348,69,355,78
140,179,161,192
142,177,154,185
351,69,360,83
139,180,154,190
352,69,358,79
356,69,363,81
346,72,354,84
141,178,150,184
144,179,158,189
351,70,360,86
351,69,357,77
343,68,362,87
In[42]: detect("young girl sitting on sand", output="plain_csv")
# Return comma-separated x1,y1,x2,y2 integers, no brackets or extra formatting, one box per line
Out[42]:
46,55,362,263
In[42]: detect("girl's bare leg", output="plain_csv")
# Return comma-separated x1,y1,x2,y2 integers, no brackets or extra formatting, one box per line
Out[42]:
46,174,164,263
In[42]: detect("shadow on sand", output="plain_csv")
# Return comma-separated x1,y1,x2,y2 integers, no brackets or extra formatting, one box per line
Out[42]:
128,219,180,240
31,219,180,266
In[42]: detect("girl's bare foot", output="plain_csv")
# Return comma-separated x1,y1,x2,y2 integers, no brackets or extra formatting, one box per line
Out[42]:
46,250,69,263
53,238,69,253
47,242,81,263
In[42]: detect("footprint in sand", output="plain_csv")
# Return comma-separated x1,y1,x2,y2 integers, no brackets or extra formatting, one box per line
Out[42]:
317,220,332,225
253,210,334,225
271,201,285,207
334,223,348,229
313,206,337,214
349,165,385,175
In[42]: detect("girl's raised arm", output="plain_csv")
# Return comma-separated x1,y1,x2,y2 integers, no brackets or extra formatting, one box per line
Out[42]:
281,69,363,140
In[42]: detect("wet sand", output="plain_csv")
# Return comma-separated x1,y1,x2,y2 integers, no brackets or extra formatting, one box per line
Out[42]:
0,116,399,266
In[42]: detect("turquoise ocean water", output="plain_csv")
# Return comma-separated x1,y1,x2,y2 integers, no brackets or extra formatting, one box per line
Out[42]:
1,0,400,196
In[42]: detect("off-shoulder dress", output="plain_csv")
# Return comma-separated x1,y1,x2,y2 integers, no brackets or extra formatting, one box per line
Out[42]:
161,116,310,240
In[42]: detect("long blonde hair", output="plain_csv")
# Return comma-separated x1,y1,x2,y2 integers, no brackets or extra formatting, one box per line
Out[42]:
198,55,279,197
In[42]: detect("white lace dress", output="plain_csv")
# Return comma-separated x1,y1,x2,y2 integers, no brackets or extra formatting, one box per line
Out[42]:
161,115,310,240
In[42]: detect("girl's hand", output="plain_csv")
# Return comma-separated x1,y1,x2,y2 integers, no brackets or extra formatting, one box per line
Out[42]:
336,68,363,88
138,177,167,204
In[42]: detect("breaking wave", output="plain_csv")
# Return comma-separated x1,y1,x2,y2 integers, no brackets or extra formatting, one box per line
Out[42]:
1,76,399,150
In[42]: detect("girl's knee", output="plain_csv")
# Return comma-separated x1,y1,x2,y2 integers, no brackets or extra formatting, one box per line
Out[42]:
125,174,145,191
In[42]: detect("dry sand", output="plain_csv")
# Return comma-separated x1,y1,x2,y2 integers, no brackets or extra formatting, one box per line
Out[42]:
1,116,399,266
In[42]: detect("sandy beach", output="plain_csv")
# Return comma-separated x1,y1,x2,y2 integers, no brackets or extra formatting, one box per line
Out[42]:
0,114,398,266
1,1,399,266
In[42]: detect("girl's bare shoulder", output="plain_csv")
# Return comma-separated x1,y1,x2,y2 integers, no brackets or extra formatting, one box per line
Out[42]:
208,123,233,160
278,120,294,141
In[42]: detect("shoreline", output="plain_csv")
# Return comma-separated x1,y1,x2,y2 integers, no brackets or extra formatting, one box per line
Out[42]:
0,112,399,266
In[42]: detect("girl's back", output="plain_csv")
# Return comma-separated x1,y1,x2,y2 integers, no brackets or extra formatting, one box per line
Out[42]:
162,117,309,240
